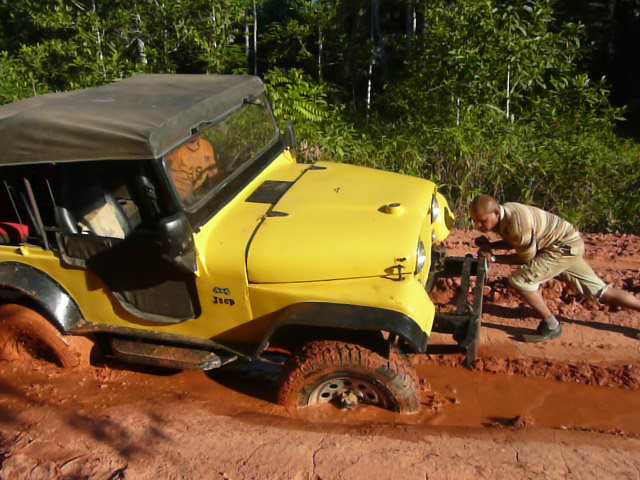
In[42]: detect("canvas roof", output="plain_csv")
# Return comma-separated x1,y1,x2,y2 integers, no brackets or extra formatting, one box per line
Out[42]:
0,74,265,165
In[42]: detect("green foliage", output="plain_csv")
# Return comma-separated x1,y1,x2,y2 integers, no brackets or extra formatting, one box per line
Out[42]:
265,68,330,127
0,0,253,98
0,52,36,103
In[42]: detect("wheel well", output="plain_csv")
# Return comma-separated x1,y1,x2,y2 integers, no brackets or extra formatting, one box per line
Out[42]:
267,325,390,358
0,288,63,333
0,262,85,332
255,303,429,358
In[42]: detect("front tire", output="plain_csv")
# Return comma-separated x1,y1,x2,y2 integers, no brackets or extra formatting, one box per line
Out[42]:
278,340,421,414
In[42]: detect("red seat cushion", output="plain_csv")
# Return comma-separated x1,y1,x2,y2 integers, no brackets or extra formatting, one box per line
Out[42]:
0,222,29,243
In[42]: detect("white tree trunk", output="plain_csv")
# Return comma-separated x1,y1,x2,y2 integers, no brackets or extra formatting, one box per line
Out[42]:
253,0,258,75
91,0,107,79
245,12,250,73
405,1,416,34
366,0,380,117
318,23,323,81
412,7,417,33
506,62,511,121
134,13,147,65
211,3,217,49
366,61,373,116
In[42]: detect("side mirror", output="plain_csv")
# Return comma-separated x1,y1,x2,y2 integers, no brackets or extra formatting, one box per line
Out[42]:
156,212,197,274
285,121,298,152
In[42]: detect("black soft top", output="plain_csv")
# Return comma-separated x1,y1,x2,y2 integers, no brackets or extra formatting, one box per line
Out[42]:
0,74,265,166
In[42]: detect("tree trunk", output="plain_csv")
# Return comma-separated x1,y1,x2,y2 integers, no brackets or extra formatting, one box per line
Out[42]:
134,13,147,65
366,0,381,117
366,61,373,117
211,3,217,49
318,23,323,81
253,0,258,75
405,1,416,34
91,0,107,79
245,11,250,73
506,62,511,121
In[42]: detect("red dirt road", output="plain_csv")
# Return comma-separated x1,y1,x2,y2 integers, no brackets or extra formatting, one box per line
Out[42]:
1,231,640,479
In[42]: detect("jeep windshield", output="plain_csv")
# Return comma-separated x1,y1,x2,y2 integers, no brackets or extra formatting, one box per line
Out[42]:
164,94,278,210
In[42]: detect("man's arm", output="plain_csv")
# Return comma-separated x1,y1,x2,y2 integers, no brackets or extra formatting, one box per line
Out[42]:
475,236,513,252
488,240,512,251
477,248,523,265
475,236,521,265
493,253,524,265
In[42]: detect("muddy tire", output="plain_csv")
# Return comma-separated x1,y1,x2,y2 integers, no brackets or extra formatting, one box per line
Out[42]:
278,340,421,414
0,303,91,367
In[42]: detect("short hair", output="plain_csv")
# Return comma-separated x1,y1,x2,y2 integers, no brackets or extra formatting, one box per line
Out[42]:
470,194,499,215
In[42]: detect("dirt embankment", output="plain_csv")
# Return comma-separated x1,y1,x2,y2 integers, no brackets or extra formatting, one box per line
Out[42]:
1,231,639,479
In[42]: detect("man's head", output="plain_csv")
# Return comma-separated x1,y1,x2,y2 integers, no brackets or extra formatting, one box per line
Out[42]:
470,194,500,232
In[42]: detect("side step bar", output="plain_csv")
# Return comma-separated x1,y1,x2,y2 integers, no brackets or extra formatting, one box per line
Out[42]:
431,254,488,368
110,337,227,371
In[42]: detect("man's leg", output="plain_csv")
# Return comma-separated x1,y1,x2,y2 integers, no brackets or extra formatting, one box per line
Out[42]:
600,288,640,311
564,256,640,338
518,289,555,319
509,251,565,341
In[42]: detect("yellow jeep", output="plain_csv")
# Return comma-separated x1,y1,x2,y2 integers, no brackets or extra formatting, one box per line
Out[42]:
0,75,486,413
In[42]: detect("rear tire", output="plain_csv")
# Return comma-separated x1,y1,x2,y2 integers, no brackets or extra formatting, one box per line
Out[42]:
278,340,421,414
0,303,92,367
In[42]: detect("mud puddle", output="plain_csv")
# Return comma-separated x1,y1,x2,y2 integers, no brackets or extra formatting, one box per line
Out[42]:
2,357,639,438
281,363,640,435
416,364,640,433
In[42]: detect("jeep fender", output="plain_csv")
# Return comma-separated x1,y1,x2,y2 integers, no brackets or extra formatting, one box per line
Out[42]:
0,262,85,332
255,302,429,356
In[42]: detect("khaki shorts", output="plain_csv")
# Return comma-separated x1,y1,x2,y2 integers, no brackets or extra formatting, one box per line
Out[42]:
509,240,609,299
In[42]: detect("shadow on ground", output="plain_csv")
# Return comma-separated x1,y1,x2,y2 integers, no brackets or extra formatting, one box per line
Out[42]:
482,303,640,340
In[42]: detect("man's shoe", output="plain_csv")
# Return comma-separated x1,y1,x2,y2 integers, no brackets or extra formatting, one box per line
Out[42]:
521,321,563,343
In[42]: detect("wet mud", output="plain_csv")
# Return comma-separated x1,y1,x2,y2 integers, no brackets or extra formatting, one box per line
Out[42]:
1,353,639,438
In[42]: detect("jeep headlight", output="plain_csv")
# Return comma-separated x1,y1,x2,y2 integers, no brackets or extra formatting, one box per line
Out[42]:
415,240,426,274
431,195,440,223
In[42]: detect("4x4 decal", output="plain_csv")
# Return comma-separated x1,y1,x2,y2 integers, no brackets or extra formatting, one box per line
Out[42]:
213,287,235,306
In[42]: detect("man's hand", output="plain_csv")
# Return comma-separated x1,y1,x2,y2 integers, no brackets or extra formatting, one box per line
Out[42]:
478,249,495,262
474,235,493,254
474,235,491,249
474,235,495,262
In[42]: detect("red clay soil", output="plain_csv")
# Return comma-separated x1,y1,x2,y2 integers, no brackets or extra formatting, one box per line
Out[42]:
1,231,640,479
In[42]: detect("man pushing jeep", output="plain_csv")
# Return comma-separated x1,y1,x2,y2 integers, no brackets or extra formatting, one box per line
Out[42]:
469,195,640,342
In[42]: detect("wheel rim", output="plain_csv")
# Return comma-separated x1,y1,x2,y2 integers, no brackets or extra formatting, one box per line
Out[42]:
307,376,389,408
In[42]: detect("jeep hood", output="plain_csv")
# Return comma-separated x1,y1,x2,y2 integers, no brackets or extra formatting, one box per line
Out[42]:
246,162,435,283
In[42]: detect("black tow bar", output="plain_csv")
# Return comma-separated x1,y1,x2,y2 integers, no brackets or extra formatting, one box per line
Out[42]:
430,254,489,368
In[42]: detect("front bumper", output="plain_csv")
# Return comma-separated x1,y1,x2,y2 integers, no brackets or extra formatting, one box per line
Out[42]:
428,254,489,367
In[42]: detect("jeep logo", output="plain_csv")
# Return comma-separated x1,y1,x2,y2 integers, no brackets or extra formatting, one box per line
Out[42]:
213,296,235,306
